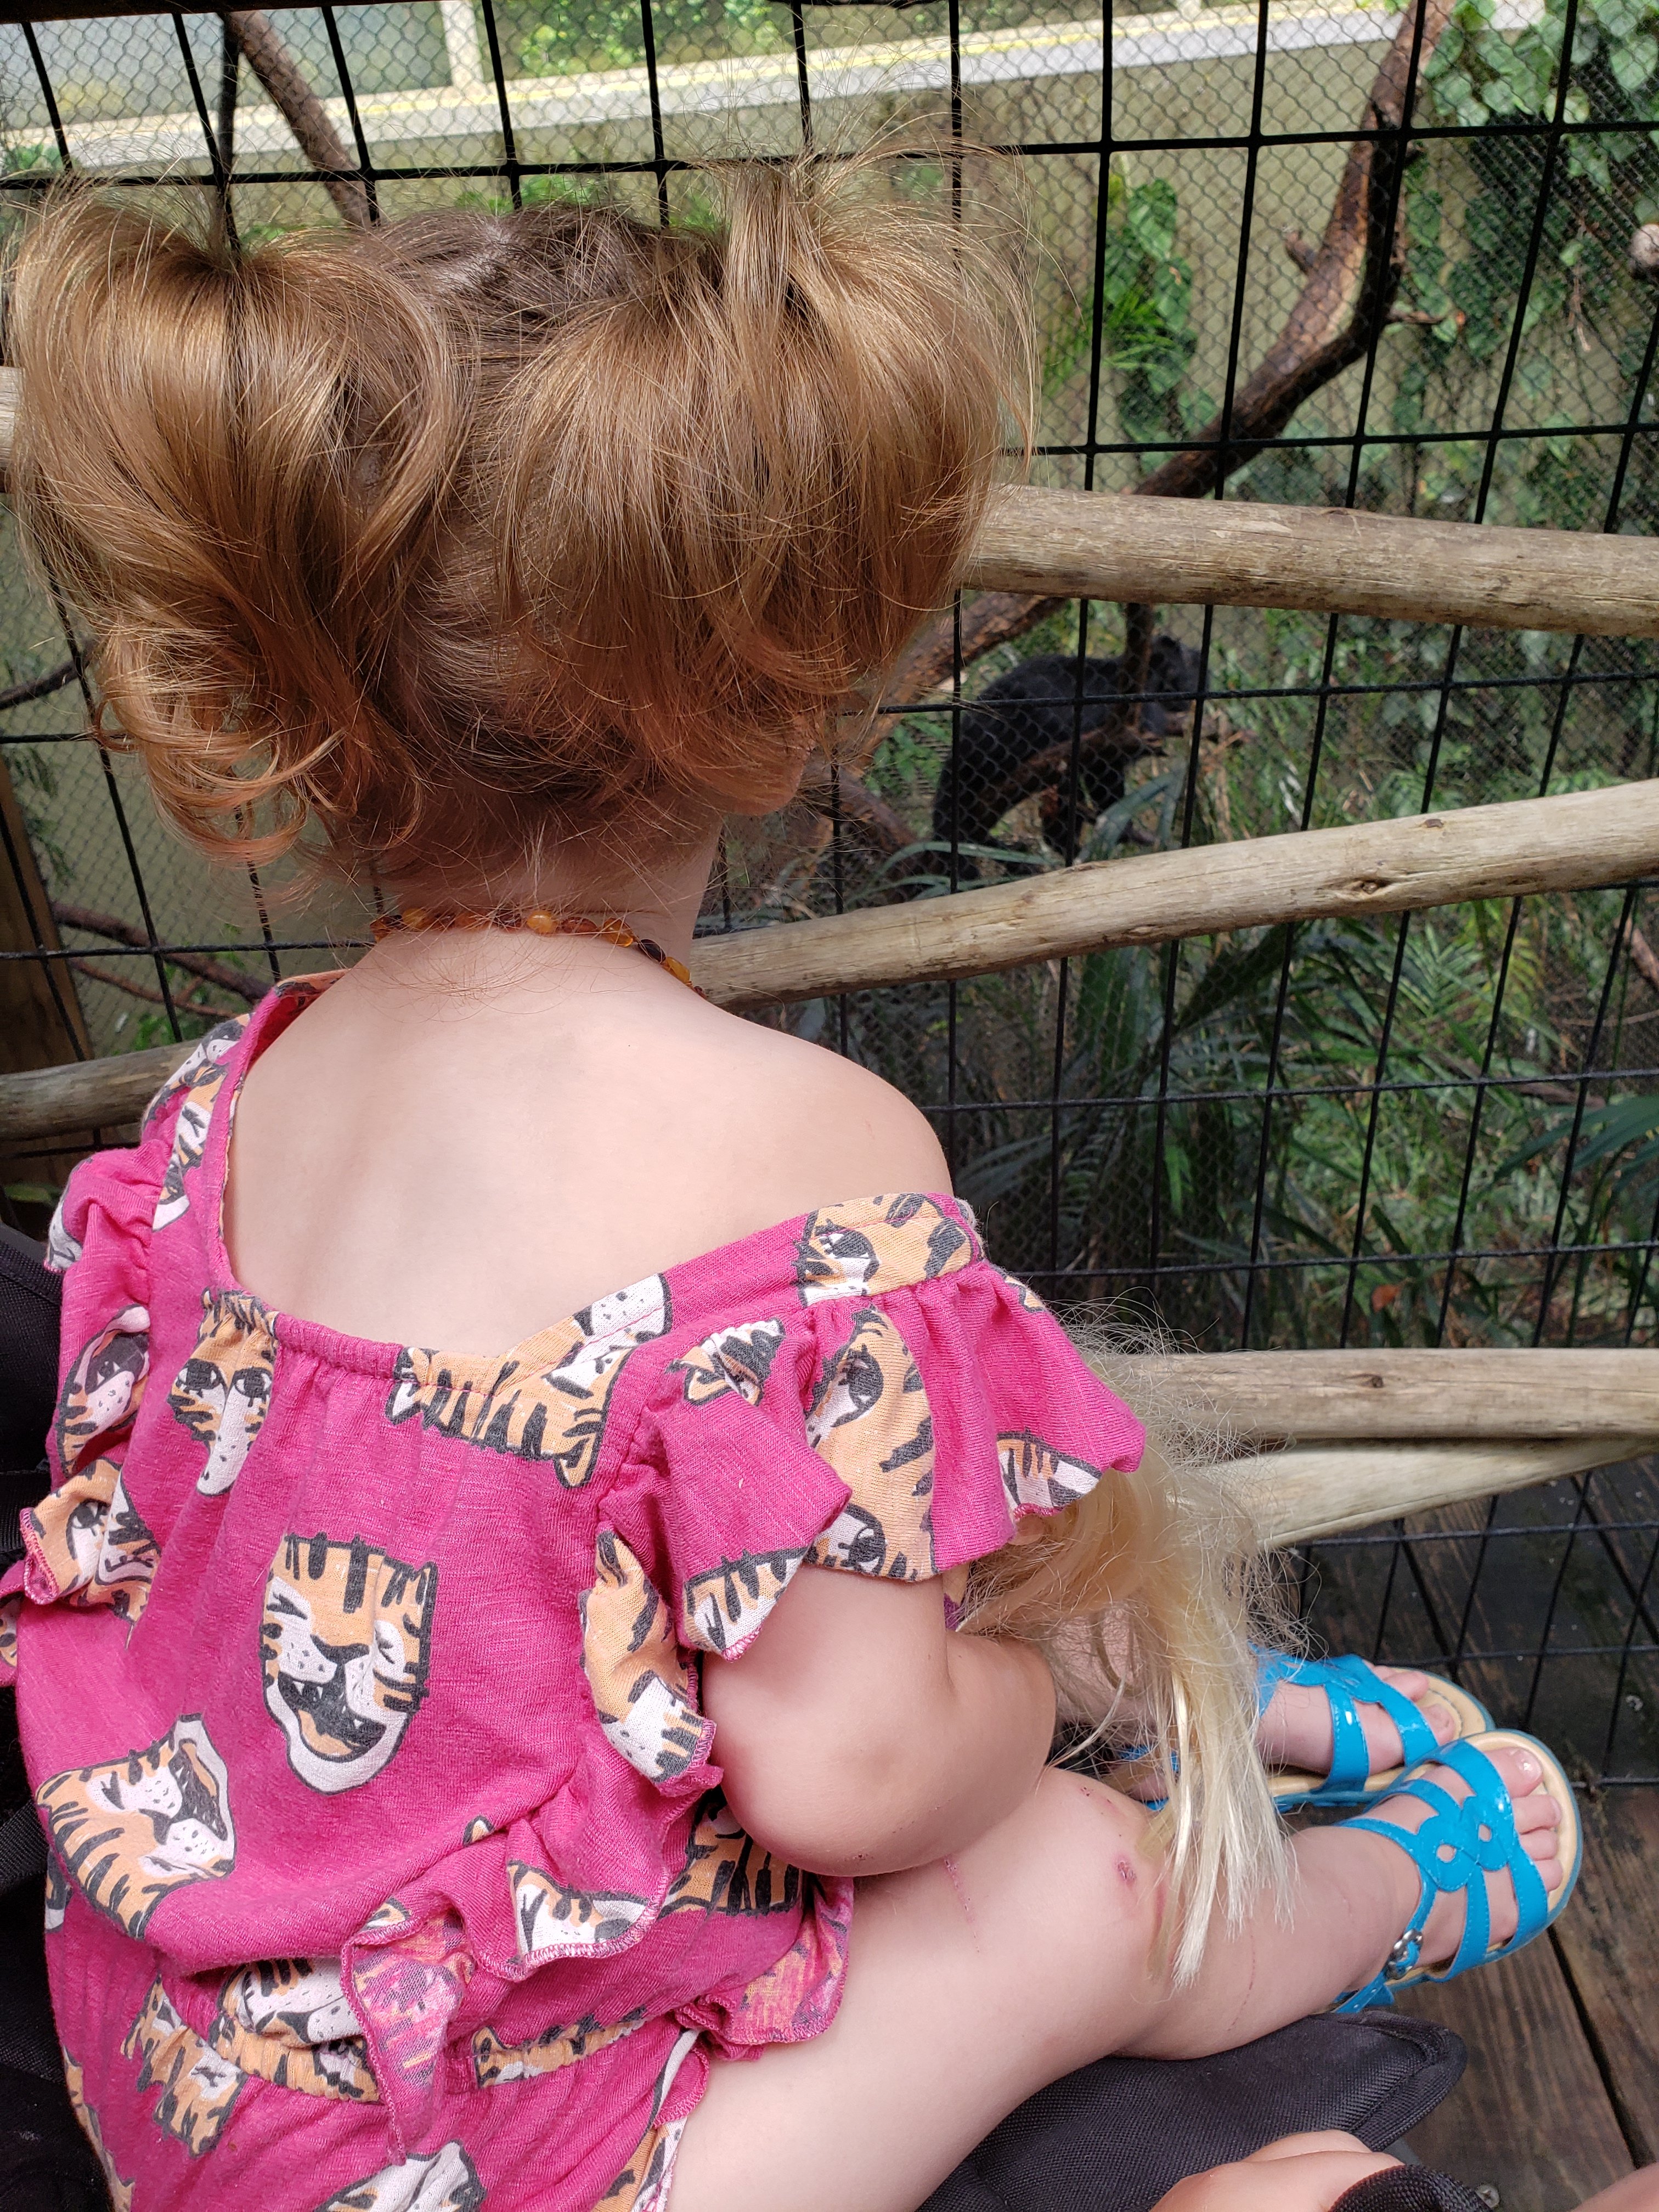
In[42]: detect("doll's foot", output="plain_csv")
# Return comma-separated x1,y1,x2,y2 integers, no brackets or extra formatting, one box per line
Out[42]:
1257,1666,1458,1780
1335,1736,1576,2011
1117,1655,1488,1812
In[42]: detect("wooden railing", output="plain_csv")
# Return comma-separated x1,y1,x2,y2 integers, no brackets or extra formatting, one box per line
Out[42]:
4,778,1657,1142
1099,1348,1659,1539
968,484,1659,639
4,365,1657,1529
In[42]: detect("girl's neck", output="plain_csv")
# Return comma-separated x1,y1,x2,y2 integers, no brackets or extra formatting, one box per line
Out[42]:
379,815,722,969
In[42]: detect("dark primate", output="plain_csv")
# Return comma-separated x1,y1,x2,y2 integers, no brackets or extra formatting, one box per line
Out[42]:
930,634,1201,869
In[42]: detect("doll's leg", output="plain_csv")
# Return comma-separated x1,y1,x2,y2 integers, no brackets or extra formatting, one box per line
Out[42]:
668,1745,1561,2212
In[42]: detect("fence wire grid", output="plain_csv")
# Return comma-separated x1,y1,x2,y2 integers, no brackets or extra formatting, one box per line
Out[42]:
0,0,1656,1783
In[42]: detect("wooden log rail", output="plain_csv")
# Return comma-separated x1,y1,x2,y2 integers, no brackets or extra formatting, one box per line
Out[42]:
1227,1435,1653,1550
1138,1347,1659,1442
6,774,1659,1144
969,486,1659,640
692,778,1659,1012
0,370,1657,634
1088,1350,1659,1544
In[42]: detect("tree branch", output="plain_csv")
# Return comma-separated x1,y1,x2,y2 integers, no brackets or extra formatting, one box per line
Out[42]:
68,959,239,1017
796,759,915,862
1139,0,1448,500
884,0,1454,712
0,659,77,714
222,10,371,227
50,902,267,1005
885,589,1069,708
1627,918,1659,994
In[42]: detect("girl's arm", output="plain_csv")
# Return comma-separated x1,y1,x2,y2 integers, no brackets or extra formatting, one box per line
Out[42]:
702,1564,1056,1877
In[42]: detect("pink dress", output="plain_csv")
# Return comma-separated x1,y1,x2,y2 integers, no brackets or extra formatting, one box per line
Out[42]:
1,974,1144,2212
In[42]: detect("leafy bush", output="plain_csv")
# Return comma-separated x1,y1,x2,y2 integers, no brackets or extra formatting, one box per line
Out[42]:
518,0,782,76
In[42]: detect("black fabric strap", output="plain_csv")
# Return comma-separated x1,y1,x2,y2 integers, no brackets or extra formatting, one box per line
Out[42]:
0,1805,47,1899
1334,2170,1491,2211
922,2012,1468,2212
0,1228,60,1489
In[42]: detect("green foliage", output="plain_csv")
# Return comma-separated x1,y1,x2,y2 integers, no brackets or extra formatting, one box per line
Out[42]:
115,1003,237,1053
454,172,614,217
518,0,782,76
1051,174,1210,446
1423,0,1658,177
833,712,1655,1346
2,143,60,176
1395,0,1659,527
1103,177,1209,443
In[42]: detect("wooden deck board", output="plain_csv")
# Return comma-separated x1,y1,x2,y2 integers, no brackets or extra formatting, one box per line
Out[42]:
1397,1934,1633,2211
1551,1789,1659,2168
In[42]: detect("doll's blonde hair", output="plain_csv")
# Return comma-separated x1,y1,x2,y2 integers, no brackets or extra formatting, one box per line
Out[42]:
961,1320,1293,1983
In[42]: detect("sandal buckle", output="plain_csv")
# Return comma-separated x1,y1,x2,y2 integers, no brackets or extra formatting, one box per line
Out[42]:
1385,1931,1420,1978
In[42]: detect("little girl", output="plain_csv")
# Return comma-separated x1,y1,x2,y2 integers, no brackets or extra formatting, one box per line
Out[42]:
1,160,1577,2212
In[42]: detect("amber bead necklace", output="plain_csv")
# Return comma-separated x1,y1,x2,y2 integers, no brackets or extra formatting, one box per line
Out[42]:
369,906,702,994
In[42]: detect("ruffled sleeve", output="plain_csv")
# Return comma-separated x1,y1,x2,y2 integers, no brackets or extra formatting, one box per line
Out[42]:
0,1565,22,1684
19,1014,262,1610
43,1142,162,1484
5,1097,185,1676
863,1261,1145,1571
604,1316,849,1666
604,1230,1145,1669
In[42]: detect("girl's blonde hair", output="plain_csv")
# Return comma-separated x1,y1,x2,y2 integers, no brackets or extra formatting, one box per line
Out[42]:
963,1322,1292,1983
8,157,1030,883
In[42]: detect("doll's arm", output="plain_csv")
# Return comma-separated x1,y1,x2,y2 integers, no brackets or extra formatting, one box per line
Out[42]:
702,1563,1054,1877
1149,2136,1401,2211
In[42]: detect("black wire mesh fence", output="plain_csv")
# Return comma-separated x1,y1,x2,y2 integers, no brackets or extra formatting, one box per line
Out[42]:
0,0,1655,1781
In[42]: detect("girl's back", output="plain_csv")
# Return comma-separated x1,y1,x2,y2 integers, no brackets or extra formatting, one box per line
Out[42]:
25,948,1126,2211
225,927,947,1353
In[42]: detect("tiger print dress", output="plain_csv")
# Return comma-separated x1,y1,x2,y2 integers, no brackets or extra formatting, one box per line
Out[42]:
1,973,1145,2212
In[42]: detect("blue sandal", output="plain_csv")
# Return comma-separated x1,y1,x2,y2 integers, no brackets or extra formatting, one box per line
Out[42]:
1259,1650,1492,1812
1334,1730,1582,2013
1116,1649,1491,1813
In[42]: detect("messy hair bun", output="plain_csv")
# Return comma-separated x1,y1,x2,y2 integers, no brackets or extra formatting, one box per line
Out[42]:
8,157,1031,883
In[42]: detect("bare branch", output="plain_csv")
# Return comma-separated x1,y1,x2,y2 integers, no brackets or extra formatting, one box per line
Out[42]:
1389,305,1464,330
222,10,370,227
796,760,915,862
1138,0,1449,502
51,902,266,1005
1283,227,1321,275
0,659,77,714
885,590,1068,710
886,0,1453,709
69,960,239,1018
1627,918,1659,994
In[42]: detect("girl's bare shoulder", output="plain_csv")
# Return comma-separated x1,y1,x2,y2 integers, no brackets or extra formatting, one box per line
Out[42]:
694,1003,951,1209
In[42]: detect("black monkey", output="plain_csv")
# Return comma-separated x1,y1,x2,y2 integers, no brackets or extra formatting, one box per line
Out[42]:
929,634,1201,871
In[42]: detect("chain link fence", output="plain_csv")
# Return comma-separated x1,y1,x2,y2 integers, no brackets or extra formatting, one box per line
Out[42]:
0,0,1655,1781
